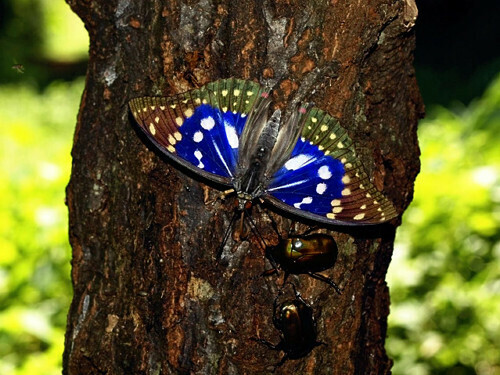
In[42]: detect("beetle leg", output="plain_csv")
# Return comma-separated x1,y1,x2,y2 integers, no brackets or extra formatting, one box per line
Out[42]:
251,337,279,350
315,340,327,348
307,272,342,295
261,268,279,277
272,353,290,371
252,338,289,371
289,281,299,297
282,271,291,286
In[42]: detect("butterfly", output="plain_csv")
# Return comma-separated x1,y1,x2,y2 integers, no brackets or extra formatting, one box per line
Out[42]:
128,78,397,226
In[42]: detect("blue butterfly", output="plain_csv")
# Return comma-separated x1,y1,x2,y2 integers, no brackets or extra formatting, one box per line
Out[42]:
129,78,397,225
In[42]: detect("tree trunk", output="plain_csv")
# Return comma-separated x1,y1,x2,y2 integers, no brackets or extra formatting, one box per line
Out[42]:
63,0,423,374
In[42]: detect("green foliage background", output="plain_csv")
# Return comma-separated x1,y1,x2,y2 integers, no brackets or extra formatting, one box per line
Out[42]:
0,1,498,374
0,80,83,374
0,1,86,373
387,76,500,375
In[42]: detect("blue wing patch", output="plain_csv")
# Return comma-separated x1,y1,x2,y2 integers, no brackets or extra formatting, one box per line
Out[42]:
129,78,264,187
175,104,247,178
267,138,346,216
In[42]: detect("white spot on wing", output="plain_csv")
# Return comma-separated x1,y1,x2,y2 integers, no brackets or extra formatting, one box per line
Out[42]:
201,116,215,130
318,165,332,180
294,196,313,209
194,150,204,169
225,123,239,149
193,131,203,143
284,154,313,170
316,183,327,194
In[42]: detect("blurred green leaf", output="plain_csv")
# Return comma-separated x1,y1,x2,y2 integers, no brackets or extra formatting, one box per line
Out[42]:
0,79,84,375
41,0,88,61
388,73,500,375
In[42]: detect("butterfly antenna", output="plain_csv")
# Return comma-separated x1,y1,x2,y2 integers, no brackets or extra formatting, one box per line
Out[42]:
216,209,240,260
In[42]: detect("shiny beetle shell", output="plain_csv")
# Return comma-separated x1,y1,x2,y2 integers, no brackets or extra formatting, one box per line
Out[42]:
274,296,319,359
265,233,342,294
269,233,338,274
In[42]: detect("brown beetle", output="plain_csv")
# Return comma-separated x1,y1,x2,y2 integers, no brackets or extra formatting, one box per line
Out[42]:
264,232,341,294
254,285,323,368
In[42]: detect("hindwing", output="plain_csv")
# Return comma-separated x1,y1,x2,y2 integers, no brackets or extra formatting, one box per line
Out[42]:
266,107,397,224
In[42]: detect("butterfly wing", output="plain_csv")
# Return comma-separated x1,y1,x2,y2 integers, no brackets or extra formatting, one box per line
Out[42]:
129,78,265,186
265,107,398,225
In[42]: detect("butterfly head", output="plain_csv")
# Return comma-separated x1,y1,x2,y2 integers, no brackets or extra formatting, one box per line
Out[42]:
235,191,254,211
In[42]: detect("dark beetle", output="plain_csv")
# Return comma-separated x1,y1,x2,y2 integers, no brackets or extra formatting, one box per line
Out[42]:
254,286,322,368
264,232,342,294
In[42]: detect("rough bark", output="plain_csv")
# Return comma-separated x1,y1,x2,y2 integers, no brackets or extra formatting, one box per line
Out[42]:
64,0,423,374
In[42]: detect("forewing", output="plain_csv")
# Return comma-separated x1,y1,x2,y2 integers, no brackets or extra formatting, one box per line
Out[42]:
129,78,263,185
266,107,398,225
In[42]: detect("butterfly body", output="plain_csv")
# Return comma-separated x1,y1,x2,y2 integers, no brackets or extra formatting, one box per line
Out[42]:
129,78,397,225
233,106,282,209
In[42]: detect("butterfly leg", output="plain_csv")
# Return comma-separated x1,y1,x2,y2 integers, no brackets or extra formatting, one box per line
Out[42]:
265,210,284,242
206,188,235,206
307,272,342,295
243,208,271,248
233,211,248,241
216,210,240,260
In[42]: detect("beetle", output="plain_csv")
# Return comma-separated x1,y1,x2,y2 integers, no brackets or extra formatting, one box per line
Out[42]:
254,285,323,368
262,222,342,294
